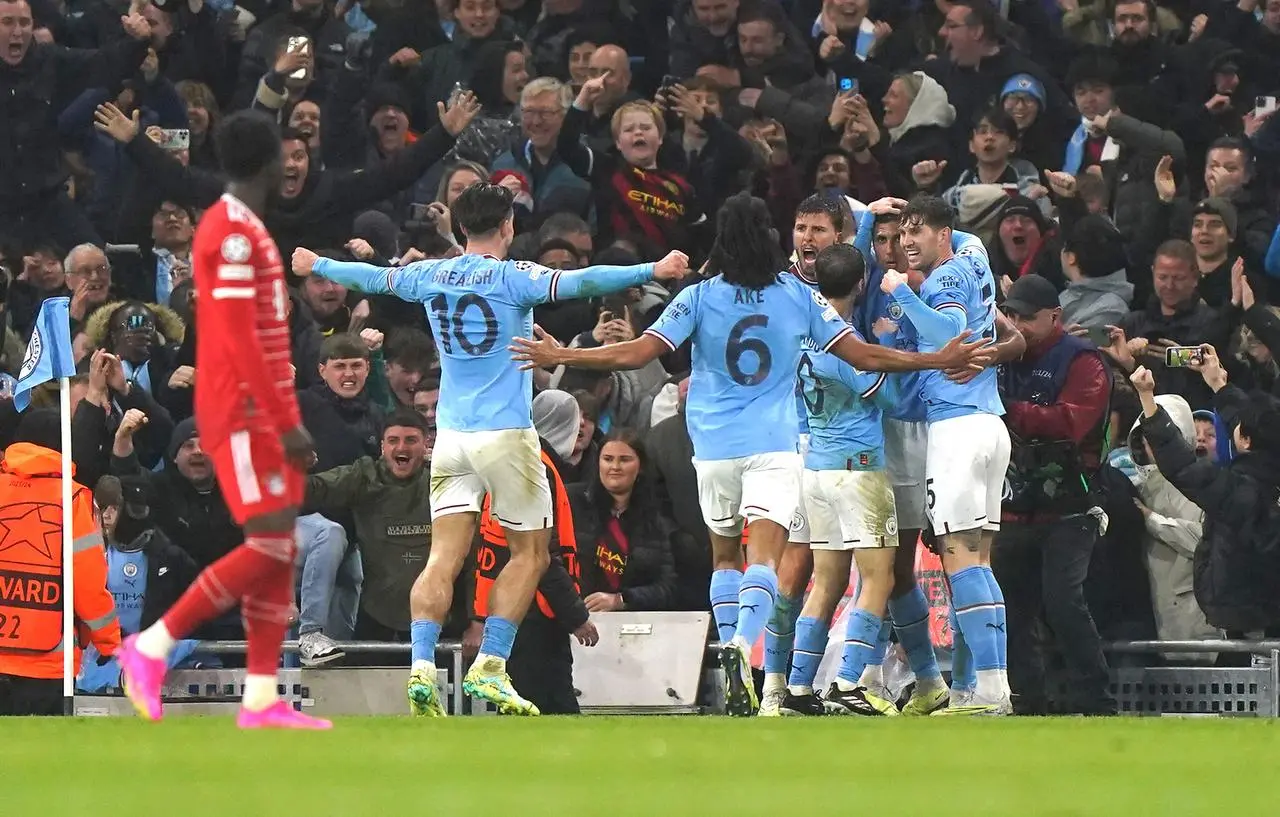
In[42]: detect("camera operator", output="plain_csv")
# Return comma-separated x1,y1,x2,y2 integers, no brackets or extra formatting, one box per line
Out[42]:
1132,350,1280,639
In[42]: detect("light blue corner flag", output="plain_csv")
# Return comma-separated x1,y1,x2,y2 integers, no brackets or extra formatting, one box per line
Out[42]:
14,296,77,412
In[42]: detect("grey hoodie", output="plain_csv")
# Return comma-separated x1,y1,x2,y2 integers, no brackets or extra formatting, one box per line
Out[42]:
1060,269,1134,330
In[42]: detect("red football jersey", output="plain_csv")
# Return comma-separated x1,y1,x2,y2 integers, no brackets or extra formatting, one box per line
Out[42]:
192,194,302,444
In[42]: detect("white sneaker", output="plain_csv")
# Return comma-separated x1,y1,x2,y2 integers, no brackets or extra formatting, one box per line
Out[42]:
299,631,345,667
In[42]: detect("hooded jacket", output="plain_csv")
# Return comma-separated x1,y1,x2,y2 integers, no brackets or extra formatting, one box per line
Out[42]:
1143,383,1280,633
1060,269,1135,329
1127,395,1221,658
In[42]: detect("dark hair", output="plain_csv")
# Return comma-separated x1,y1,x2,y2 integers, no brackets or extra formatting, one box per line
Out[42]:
1237,396,1280,458
572,388,601,422
384,327,435,373
794,193,849,236
14,408,62,452
1153,238,1197,270
899,194,955,231
94,474,123,510
591,245,640,267
564,22,620,60
1065,52,1118,92
973,106,1018,139
705,194,783,289
536,238,582,263
594,428,654,508
383,409,428,435
1063,215,1128,278
469,40,524,108
814,244,866,300
1207,136,1255,179
1112,0,1156,22
452,182,514,236
319,332,371,363
280,125,309,144
600,427,646,467
737,0,788,32
215,111,283,181
952,0,1000,42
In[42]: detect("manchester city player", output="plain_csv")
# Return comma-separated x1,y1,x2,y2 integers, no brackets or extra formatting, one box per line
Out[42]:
292,183,690,717
780,244,905,717
511,194,983,716
880,195,1015,715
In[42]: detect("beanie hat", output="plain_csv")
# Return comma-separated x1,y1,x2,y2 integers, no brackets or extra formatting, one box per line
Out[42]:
168,417,198,462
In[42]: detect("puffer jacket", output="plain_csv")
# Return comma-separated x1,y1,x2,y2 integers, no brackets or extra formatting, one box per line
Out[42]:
1143,384,1280,634
1128,395,1222,660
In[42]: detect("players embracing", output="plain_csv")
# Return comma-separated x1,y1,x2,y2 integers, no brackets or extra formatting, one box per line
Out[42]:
513,194,985,716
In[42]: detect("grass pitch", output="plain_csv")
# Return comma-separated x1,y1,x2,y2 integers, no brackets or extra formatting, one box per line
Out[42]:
4,716,1276,816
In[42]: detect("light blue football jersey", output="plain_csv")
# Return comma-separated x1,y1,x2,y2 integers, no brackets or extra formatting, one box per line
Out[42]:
797,336,890,471
312,255,653,432
644,271,852,460
889,245,1004,423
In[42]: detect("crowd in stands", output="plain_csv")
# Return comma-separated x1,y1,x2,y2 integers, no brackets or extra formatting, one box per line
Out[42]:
2,0,1280,700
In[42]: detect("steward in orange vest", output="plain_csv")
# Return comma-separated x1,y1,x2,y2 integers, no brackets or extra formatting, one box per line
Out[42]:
0,411,120,715
475,441,590,714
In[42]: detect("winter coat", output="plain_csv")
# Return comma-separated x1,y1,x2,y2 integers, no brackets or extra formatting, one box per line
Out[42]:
567,478,680,611
1143,384,1280,633
297,383,384,473
1127,395,1222,659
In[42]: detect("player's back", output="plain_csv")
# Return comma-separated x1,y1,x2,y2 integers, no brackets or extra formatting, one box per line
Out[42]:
192,195,293,442
798,343,888,471
915,252,1003,421
390,254,545,433
663,272,848,460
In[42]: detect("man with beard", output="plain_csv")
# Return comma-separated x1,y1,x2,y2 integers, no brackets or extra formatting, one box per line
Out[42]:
1105,0,1185,122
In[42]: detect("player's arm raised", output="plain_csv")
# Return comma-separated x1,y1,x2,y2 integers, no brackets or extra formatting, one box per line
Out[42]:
292,247,439,298
517,250,691,306
510,325,668,371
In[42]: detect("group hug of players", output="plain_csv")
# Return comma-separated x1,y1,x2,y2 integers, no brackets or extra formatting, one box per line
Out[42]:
115,110,1017,725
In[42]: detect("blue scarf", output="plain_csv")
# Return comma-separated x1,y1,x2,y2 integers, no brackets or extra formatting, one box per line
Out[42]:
121,359,153,395
1063,122,1089,176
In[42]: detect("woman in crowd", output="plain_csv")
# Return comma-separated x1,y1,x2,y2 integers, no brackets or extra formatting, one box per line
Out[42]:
568,429,681,612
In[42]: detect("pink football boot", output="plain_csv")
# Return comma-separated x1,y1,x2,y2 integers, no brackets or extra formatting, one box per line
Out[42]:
118,634,167,722
237,700,333,730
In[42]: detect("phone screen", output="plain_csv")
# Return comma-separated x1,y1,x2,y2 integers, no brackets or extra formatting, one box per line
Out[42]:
1085,326,1111,347
839,77,858,94
286,36,310,81
1165,346,1203,368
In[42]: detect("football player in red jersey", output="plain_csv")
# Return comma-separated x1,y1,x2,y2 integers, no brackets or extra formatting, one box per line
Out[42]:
118,111,330,730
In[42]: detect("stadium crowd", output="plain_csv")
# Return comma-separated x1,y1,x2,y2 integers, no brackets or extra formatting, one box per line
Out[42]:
1,0,1280,716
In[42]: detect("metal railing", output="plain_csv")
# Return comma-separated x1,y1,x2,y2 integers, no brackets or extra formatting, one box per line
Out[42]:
166,637,1280,717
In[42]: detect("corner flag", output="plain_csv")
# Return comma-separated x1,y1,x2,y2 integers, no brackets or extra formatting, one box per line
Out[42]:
14,296,77,412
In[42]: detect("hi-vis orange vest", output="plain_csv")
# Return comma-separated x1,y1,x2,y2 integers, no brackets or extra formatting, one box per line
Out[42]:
0,443,120,680
475,451,578,619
